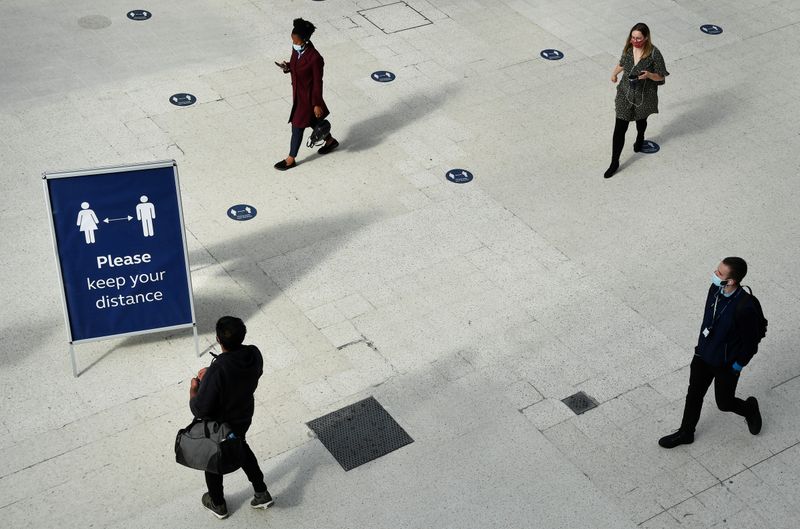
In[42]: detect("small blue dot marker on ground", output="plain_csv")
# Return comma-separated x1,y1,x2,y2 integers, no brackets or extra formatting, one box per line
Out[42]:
700,24,723,35
446,169,473,184
540,49,564,60
371,71,396,82
227,204,257,221
640,140,660,154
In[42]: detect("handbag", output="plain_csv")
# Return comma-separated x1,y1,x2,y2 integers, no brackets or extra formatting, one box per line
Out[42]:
175,418,244,474
307,119,331,147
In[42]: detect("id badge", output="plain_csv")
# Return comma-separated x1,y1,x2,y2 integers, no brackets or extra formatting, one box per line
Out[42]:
702,328,710,338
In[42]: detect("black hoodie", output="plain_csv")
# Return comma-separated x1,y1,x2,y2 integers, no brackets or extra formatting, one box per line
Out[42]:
190,344,263,435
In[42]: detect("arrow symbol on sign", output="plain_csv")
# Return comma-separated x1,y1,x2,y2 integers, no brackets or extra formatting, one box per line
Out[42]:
103,216,133,223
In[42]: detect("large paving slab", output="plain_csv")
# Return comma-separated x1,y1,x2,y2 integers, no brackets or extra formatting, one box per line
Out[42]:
1,0,799,527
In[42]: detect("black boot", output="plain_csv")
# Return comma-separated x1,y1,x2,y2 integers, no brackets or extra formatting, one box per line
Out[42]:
658,430,694,449
746,397,762,435
604,160,619,179
633,136,644,152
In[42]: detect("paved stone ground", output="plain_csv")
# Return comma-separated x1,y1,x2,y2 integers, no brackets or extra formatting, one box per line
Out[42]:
1,0,799,527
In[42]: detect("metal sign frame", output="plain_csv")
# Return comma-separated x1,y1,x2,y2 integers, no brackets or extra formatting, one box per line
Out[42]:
42,160,198,376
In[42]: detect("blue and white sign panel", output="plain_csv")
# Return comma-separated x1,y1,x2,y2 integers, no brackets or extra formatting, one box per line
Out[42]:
43,161,195,344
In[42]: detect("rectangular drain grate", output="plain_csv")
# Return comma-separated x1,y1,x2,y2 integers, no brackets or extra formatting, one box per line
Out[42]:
562,391,598,415
307,396,413,471
358,1,432,34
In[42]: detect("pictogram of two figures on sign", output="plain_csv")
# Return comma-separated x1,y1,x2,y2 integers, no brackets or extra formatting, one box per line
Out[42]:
77,195,156,244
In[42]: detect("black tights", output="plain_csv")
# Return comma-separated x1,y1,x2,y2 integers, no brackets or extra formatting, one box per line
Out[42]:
611,118,647,163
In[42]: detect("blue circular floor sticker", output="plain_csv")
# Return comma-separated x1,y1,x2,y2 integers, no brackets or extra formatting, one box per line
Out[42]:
228,204,257,221
446,169,473,184
170,93,195,107
371,71,396,83
640,140,660,154
540,49,564,60
127,10,151,21
700,24,723,35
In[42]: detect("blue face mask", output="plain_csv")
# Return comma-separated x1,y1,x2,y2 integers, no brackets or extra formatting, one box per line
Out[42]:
293,43,304,52
711,272,726,287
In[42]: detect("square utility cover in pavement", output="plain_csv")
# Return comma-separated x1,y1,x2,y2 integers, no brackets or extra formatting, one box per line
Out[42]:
358,2,432,34
562,391,598,415
307,396,413,471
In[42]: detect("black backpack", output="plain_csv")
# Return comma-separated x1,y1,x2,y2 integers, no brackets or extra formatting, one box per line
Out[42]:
736,285,768,346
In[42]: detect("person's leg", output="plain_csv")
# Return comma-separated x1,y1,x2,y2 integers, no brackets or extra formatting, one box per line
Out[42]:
714,368,749,416
288,127,304,163
204,471,225,505
604,118,630,178
240,440,268,493
634,119,648,152
679,357,716,434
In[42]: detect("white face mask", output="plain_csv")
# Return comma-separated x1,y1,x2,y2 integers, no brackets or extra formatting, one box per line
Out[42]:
292,43,304,52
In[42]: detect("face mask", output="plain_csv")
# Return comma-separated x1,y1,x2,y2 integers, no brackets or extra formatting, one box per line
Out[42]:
631,39,645,49
293,43,304,52
711,272,728,287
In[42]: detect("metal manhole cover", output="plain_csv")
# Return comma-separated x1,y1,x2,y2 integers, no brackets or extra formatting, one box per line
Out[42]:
562,391,598,415
307,396,413,471
358,1,432,34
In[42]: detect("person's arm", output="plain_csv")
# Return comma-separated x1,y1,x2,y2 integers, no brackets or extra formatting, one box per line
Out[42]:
189,364,220,418
610,64,624,82
732,303,760,368
641,71,665,82
312,55,325,116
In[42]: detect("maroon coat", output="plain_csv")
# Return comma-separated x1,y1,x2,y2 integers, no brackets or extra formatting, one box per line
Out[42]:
288,43,329,128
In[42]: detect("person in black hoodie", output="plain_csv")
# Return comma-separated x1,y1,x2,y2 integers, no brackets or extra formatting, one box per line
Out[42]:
189,316,273,519
659,257,763,449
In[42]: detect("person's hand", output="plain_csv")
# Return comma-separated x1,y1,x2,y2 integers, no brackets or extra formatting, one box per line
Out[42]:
314,106,323,118
611,73,619,83
197,367,207,380
638,70,650,80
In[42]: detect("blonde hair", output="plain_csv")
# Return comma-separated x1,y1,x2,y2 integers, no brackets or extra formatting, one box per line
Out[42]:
622,22,653,59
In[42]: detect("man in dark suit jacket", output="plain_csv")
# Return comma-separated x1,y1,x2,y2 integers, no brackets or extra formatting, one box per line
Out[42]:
190,316,273,519
274,18,339,170
659,257,763,449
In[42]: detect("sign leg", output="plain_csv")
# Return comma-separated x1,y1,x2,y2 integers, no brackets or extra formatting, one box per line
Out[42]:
69,343,78,377
193,324,200,357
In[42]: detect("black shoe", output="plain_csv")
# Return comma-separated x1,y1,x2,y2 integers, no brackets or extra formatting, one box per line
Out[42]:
658,430,694,449
746,397,762,435
202,493,229,519
318,139,339,155
251,490,274,509
633,137,644,152
274,159,296,171
604,160,619,179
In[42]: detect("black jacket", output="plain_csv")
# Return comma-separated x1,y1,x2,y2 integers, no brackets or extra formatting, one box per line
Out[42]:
695,286,760,368
190,345,263,435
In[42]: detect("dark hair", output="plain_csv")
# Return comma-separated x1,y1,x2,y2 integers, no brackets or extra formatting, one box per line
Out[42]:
622,22,653,58
216,316,246,349
292,18,316,41
722,256,748,283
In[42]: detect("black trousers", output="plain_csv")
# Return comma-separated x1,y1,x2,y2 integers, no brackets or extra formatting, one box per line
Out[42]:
679,356,750,434
205,439,268,504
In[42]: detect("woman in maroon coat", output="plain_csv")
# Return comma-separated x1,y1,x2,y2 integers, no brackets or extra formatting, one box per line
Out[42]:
274,19,339,171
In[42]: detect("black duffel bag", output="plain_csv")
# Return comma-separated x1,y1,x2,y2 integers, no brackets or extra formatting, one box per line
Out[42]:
175,418,243,474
